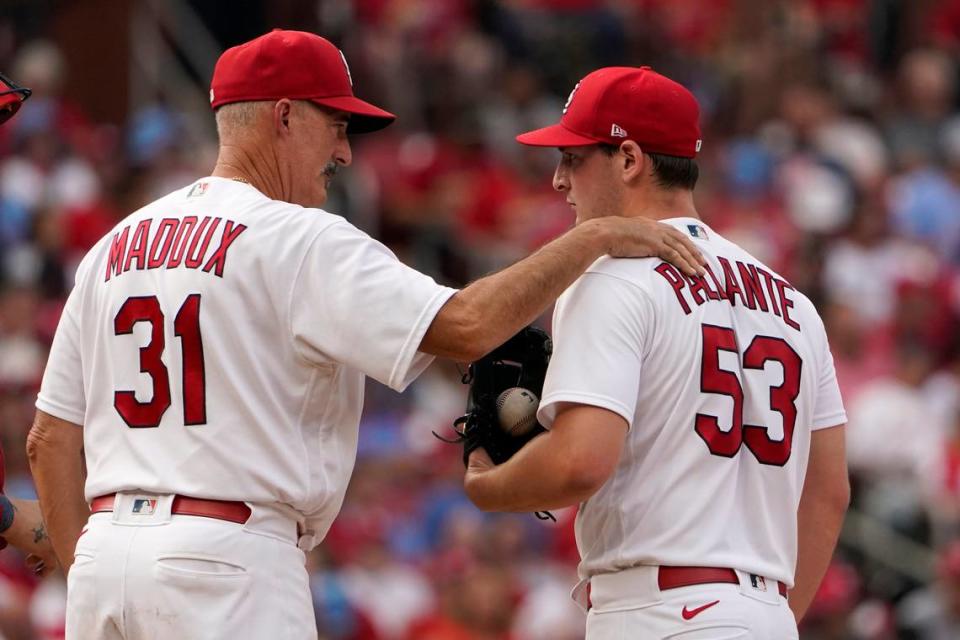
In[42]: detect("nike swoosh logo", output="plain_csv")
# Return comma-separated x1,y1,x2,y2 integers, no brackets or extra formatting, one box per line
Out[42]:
681,600,720,620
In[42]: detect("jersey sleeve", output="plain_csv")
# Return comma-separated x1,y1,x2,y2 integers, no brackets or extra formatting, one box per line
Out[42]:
288,221,457,391
810,314,847,430
537,272,653,430
36,286,86,425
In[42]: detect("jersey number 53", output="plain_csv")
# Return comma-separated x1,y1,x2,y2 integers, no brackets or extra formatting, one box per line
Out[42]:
695,324,801,466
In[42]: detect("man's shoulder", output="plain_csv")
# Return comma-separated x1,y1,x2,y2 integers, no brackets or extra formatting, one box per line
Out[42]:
561,257,662,310
585,255,663,283
581,256,684,309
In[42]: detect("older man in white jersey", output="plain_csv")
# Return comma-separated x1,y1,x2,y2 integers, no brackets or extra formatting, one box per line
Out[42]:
463,66,850,639
25,33,704,639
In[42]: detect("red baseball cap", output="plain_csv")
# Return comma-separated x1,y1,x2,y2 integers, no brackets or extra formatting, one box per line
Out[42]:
0,72,31,125
210,29,395,134
516,66,701,158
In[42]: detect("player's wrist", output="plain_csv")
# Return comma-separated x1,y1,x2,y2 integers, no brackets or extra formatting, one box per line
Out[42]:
0,494,14,535
574,218,612,256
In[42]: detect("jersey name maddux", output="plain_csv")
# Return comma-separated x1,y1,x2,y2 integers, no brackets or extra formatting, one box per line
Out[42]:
103,214,247,282
37,177,456,546
537,218,846,587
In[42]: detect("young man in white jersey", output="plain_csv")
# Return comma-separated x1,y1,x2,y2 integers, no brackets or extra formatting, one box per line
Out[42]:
463,66,850,639
25,33,705,638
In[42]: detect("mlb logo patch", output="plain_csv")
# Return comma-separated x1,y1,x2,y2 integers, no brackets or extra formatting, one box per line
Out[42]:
187,182,209,198
749,574,767,592
132,499,157,515
687,224,709,240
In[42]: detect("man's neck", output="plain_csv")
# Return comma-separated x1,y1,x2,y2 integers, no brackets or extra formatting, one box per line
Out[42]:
211,143,284,201
624,187,699,222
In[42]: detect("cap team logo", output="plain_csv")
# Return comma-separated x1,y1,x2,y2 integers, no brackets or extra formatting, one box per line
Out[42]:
562,81,581,115
338,50,353,86
610,124,627,138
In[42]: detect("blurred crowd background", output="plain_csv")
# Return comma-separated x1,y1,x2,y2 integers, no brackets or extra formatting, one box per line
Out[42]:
1,0,959,638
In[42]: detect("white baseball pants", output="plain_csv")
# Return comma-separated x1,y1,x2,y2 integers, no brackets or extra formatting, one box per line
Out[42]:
65,493,316,639
583,566,799,640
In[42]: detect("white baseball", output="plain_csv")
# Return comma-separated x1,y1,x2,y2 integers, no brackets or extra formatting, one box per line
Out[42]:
496,387,540,437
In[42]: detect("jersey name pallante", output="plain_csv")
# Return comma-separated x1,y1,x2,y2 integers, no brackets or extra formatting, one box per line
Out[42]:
655,254,801,330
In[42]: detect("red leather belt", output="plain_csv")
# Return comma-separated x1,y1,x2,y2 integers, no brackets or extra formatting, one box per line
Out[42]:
658,566,787,597
91,494,251,524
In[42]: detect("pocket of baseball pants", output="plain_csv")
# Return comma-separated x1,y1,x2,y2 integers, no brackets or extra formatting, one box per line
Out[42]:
663,625,750,640
155,554,248,577
71,549,96,571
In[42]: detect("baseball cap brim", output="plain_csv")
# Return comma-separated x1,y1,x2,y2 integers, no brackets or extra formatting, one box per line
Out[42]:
0,94,23,125
516,123,599,147
311,95,396,134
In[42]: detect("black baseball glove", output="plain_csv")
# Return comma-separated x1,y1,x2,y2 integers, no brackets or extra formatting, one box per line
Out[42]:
437,326,552,467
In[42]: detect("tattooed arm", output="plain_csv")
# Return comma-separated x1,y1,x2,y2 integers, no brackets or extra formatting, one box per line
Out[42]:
0,496,57,575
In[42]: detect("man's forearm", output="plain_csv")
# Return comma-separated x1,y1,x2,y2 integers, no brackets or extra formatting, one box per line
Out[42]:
34,465,87,574
791,425,849,622
27,412,88,574
421,217,703,361
791,494,847,621
466,407,627,512
423,220,611,361
466,433,595,512
1,496,48,550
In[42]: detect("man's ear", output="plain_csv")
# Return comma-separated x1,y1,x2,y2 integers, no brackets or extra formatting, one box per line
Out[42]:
274,99,294,135
619,140,644,183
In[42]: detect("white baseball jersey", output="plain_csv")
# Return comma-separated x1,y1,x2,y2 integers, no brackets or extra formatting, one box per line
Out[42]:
537,217,846,586
37,177,456,547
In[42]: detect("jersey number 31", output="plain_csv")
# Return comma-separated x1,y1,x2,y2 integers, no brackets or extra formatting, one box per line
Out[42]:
696,324,801,466
113,294,206,428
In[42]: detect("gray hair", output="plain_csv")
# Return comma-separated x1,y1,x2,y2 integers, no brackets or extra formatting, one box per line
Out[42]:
214,101,271,141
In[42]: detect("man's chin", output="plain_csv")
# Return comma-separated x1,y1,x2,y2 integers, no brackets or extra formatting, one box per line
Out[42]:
308,187,328,208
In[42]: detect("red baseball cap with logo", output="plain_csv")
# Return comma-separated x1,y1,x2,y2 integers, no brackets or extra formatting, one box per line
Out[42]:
0,72,31,126
210,29,395,134
516,66,701,158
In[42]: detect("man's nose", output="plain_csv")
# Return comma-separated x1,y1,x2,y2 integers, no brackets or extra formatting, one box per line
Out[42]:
553,164,568,192
335,138,352,167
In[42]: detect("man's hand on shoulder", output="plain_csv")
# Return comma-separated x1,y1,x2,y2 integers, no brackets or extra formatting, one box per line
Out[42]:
584,217,705,275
